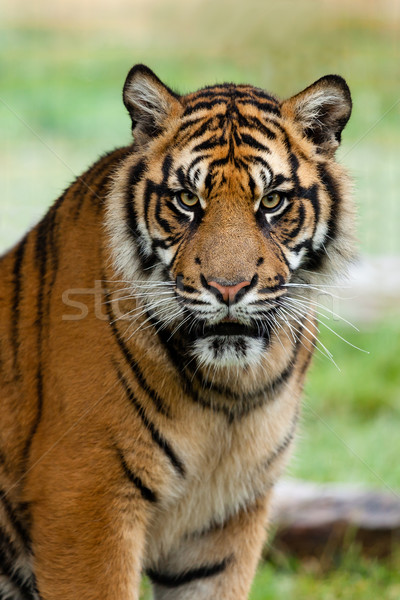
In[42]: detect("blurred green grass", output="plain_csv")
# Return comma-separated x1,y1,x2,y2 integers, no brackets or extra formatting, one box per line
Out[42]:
249,549,400,600
1,1,400,597
294,319,400,489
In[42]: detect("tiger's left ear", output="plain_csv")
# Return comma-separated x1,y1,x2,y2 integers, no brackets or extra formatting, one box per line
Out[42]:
123,64,181,142
281,75,352,154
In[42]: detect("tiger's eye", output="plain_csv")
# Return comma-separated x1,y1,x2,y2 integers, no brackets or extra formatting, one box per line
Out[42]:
261,192,283,211
177,191,200,208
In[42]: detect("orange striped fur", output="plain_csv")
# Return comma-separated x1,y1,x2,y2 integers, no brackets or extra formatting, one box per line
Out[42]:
0,65,355,599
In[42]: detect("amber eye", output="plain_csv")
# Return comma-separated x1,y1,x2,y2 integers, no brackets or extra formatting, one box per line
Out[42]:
177,190,200,209
260,192,284,211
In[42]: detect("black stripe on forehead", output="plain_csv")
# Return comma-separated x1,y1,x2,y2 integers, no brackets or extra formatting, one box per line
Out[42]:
236,98,281,116
187,83,278,101
187,154,212,185
182,142,277,194
183,94,281,121
192,135,226,153
184,83,280,109
174,103,297,196
183,119,220,144
179,106,277,145
183,98,228,116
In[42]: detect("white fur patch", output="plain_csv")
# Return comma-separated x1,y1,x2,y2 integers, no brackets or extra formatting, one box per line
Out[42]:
287,246,307,271
295,89,346,130
191,336,266,369
312,220,328,250
124,77,169,123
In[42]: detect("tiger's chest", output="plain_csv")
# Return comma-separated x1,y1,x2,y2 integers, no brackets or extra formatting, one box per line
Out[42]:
144,395,296,567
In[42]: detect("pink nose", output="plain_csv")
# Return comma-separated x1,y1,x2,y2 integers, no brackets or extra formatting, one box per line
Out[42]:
208,280,251,303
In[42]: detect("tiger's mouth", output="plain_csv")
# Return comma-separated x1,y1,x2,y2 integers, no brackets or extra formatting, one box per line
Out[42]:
185,310,277,341
200,322,259,338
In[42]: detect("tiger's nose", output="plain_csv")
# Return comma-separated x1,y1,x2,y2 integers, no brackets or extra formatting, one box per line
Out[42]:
207,280,251,304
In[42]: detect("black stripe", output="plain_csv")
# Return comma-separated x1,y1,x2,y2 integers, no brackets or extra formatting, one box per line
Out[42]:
147,556,231,588
262,408,299,471
250,88,280,105
175,167,188,191
11,236,27,377
204,172,213,194
183,98,228,116
178,117,204,132
0,448,7,469
116,447,157,503
206,155,230,169
302,163,340,271
161,154,173,183
20,194,62,467
237,113,277,140
152,233,184,250
103,281,171,417
166,247,180,271
271,173,290,188
286,202,306,239
43,194,64,325
176,278,198,295
0,529,35,600
301,183,320,236
0,490,31,549
185,87,235,101
116,368,185,477
126,159,147,237
240,132,271,153
247,171,256,200
267,231,292,272
317,162,340,241
193,168,201,185
236,98,281,115
0,526,19,567
242,154,272,171
183,118,218,145
237,87,278,104
186,86,279,105
125,161,158,271
192,136,225,152
154,197,172,234
22,215,49,467
187,154,211,181
143,178,155,234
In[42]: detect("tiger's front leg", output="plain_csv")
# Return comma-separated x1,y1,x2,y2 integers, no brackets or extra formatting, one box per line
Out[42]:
148,494,271,600
27,439,155,600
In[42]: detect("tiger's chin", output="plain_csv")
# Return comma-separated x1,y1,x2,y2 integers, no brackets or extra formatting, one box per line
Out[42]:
190,335,267,369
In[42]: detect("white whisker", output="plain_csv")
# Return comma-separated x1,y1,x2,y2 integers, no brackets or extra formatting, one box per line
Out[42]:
284,295,359,331
279,304,339,369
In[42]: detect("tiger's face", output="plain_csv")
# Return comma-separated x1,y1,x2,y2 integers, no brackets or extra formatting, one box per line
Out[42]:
106,65,354,369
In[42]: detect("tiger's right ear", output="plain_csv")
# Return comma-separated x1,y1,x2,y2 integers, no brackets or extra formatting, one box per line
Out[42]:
123,64,181,142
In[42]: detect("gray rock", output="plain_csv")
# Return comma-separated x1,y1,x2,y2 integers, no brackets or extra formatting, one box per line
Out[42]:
269,479,400,557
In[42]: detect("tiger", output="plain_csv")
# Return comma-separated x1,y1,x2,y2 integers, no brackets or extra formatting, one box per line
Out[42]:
0,63,355,600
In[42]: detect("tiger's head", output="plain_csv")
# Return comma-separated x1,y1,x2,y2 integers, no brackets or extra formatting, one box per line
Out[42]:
106,65,355,369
